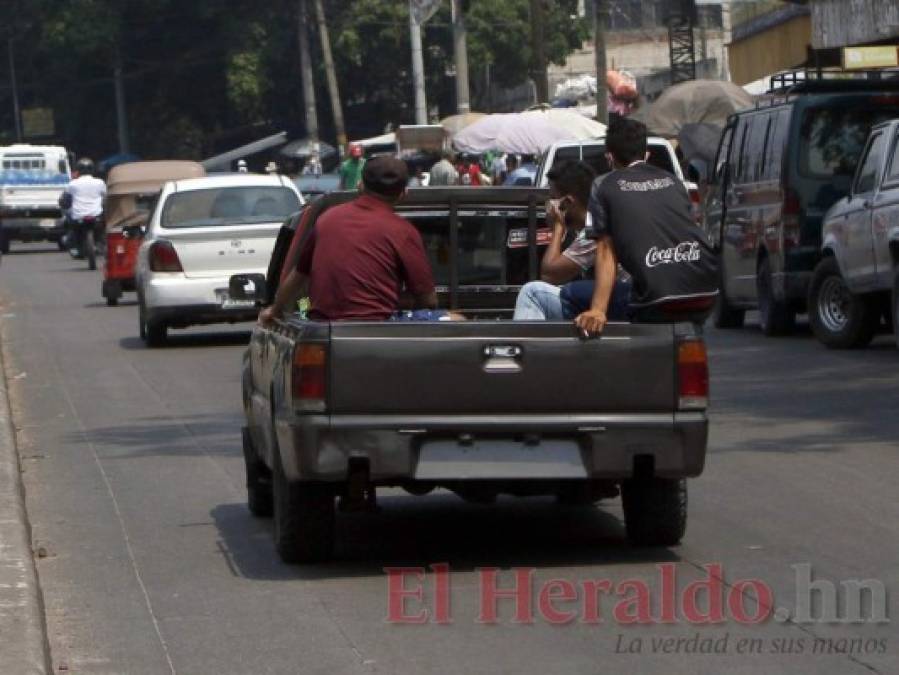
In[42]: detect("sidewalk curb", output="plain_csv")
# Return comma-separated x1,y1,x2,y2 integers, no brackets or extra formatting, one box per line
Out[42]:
0,330,52,675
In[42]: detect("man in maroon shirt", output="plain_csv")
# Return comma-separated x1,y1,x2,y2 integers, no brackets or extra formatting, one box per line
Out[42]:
259,156,446,324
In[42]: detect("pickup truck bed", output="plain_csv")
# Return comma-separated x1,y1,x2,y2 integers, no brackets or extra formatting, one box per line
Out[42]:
239,188,710,563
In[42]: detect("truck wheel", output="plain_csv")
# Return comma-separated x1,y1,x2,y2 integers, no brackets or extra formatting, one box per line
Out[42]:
808,257,878,349
622,477,687,547
892,270,899,351
272,449,335,563
0,231,10,255
756,257,795,336
713,296,745,329
712,263,745,329
242,427,273,517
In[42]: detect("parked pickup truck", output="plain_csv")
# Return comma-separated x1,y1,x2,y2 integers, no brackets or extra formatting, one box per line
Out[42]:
236,188,710,563
809,119,899,350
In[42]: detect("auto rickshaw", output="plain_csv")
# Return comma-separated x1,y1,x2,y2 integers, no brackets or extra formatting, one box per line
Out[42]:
101,161,205,306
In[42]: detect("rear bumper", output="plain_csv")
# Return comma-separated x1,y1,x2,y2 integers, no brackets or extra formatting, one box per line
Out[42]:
275,413,708,483
143,273,260,326
147,303,258,328
0,215,64,239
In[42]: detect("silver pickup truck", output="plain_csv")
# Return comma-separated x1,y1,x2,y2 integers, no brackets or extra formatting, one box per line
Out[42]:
237,188,709,563
809,119,899,350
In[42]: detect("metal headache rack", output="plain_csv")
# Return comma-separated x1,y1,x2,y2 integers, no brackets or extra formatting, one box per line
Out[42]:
768,68,899,93
750,68,899,110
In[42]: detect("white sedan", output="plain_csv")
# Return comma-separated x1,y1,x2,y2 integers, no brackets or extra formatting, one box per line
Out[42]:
136,174,303,346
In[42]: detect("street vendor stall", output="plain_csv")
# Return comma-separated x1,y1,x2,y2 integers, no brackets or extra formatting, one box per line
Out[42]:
452,109,606,155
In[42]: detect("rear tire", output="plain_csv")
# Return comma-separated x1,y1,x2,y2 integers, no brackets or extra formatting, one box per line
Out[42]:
138,297,147,340
85,229,97,270
145,318,167,347
140,299,167,347
0,231,10,255
622,477,687,546
102,280,121,307
272,448,335,563
242,427,273,517
712,262,745,329
757,257,795,336
808,257,878,349
892,270,899,351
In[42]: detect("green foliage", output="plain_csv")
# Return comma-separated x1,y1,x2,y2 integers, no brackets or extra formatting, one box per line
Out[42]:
4,0,588,158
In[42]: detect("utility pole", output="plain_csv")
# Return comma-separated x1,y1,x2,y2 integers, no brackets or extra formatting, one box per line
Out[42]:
313,0,347,151
451,0,470,114
529,0,548,104
698,5,708,76
8,39,22,141
298,0,319,141
720,0,732,81
408,0,428,124
113,49,130,154
593,0,609,125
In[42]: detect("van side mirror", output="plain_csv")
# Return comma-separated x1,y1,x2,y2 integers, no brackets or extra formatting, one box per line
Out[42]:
229,273,267,304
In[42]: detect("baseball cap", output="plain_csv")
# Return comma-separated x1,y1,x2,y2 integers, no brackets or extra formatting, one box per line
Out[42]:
362,156,409,197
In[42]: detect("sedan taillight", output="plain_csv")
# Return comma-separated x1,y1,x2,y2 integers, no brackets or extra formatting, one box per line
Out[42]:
148,240,183,272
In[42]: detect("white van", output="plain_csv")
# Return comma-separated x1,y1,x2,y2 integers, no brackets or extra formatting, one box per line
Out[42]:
0,144,71,253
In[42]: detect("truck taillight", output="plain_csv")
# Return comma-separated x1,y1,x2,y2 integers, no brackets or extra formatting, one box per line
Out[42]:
148,240,183,272
678,339,708,410
292,344,326,412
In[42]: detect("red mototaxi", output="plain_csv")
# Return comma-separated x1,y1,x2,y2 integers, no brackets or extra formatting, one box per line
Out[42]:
102,161,205,306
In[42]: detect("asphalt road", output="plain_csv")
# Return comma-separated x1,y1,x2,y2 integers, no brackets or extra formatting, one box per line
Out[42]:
1,243,897,675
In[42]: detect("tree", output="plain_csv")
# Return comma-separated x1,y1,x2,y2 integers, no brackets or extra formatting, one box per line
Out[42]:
1,0,588,157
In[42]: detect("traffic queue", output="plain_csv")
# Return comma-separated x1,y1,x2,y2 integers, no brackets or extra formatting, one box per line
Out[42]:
0,68,897,353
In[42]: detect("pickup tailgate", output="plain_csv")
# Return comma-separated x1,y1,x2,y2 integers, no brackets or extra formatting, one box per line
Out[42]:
328,321,676,415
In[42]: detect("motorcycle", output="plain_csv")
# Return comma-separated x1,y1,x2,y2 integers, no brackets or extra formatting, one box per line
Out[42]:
65,215,105,270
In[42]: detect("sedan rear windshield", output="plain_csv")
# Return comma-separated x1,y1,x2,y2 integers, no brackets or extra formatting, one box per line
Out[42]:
161,186,300,228
799,105,899,178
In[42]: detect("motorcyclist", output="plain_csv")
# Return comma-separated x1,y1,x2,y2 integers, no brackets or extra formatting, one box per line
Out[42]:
61,158,106,259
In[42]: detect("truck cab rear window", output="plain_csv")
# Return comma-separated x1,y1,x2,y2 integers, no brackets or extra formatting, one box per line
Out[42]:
406,210,545,287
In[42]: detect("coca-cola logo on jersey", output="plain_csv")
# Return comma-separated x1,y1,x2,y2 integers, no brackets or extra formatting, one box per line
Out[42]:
645,242,701,268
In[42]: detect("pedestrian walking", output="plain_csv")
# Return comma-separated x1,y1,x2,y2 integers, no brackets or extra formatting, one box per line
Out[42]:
339,144,366,190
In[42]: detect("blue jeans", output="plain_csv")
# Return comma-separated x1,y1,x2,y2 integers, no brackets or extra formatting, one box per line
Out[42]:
513,281,565,320
560,278,633,320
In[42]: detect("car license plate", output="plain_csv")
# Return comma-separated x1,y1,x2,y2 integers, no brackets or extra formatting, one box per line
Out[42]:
415,439,586,480
39,218,57,228
221,297,255,309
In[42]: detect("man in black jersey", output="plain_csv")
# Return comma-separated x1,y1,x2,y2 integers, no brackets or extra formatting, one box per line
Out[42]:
573,118,718,335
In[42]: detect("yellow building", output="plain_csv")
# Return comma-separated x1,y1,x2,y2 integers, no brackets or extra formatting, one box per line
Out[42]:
727,3,811,86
